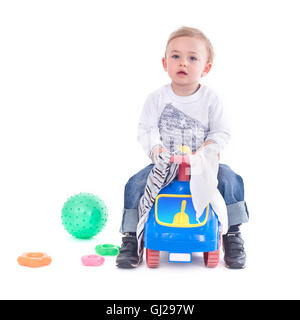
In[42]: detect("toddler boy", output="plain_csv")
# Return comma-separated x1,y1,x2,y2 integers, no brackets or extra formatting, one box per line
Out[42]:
116,26,249,269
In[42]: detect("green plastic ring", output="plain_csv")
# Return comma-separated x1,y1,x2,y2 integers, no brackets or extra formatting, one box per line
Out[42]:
95,244,120,256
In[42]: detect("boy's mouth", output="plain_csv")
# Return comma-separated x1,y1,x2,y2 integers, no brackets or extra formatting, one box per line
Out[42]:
177,70,188,76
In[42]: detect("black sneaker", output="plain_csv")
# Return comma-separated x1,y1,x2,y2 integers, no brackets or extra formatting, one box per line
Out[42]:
222,232,246,269
116,236,139,268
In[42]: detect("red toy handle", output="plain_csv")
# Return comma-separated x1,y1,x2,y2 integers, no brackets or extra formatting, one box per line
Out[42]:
170,154,190,164
170,155,190,181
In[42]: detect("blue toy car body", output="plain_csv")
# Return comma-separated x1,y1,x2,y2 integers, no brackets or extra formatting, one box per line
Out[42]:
144,176,221,266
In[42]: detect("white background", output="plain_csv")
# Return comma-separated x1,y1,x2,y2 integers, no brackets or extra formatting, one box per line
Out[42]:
0,0,300,300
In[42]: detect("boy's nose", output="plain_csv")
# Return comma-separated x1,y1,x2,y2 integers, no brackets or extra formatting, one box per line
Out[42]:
179,58,188,67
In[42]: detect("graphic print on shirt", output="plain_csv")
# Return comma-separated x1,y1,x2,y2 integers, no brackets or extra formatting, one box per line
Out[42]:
158,104,208,153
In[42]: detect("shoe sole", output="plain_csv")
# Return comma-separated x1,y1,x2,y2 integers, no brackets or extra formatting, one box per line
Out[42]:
224,262,246,269
116,259,139,269
116,263,137,269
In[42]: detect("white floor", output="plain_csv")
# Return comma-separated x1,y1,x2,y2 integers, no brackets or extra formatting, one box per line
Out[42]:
1,218,299,300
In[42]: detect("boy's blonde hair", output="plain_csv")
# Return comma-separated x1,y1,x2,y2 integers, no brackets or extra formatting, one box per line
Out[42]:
165,26,214,64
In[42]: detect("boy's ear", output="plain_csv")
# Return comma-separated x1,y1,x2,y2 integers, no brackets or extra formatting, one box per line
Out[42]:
162,57,167,71
201,62,212,77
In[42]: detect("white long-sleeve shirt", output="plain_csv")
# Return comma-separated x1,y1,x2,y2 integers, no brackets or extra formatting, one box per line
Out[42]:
137,83,231,157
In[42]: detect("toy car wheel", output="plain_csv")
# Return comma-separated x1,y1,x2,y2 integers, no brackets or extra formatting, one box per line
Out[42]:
203,233,221,268
146,249,160,268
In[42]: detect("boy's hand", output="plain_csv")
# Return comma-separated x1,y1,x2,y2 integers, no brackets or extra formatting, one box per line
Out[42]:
151,145,168,164
197,140,220,160
202,140,215,148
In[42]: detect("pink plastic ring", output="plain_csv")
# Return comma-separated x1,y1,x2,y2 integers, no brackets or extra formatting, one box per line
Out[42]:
81,255,105,266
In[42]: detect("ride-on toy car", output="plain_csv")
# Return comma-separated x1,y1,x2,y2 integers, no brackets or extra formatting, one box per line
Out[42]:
144,154,221,268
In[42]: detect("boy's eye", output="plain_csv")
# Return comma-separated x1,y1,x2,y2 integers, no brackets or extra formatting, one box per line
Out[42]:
190,56,197,61
171,54,180,59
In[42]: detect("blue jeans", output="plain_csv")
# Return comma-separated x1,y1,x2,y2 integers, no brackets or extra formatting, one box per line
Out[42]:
120,163,249,233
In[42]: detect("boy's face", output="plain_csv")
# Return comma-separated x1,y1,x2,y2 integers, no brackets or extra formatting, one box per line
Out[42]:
162,36,212,90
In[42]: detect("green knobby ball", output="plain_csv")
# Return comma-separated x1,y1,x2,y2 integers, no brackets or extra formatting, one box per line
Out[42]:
61,193,108,239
